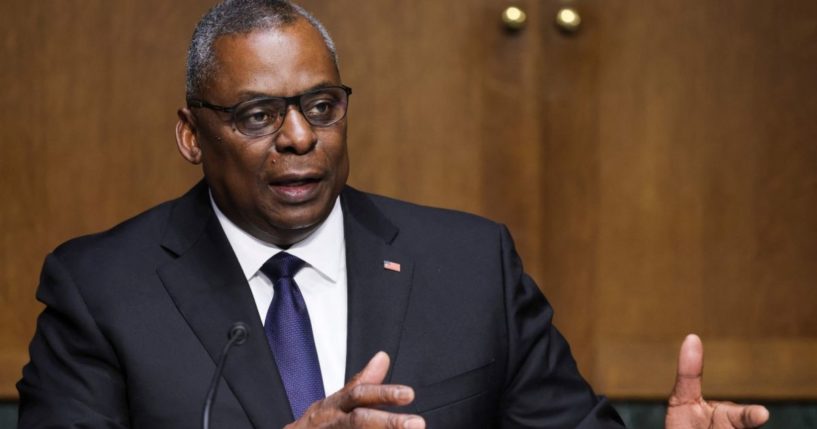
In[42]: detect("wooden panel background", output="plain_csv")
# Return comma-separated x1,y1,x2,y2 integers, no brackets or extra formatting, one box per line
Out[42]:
587,1,817,398
0,0,209,398
2,0,816,400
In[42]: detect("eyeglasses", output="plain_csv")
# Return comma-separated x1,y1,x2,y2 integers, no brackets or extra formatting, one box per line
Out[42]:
187,85,352,137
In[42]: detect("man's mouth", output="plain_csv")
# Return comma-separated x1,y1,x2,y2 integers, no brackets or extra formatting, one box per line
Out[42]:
268,175,322,202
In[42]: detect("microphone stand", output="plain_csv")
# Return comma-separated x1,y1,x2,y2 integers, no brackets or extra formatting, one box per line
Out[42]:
202,322,249,429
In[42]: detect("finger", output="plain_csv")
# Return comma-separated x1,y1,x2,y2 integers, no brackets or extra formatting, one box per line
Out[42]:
338,383,415,412
669,334,704,405
722,403,770,428
353,351,391,386
321,352,391,410
331,352,416,411
345,408,425,429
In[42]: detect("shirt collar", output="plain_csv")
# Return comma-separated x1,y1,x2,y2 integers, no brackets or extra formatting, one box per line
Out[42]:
210,193,344,283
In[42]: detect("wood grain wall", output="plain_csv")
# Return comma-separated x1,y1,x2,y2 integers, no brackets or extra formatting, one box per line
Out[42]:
2,0,816,400
0,0,210,398
573,1,817,398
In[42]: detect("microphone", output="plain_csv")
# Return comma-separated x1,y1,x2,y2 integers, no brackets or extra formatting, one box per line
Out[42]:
202,322,249,429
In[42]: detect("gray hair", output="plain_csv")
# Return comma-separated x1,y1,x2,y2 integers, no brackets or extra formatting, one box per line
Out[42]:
185,0,338,100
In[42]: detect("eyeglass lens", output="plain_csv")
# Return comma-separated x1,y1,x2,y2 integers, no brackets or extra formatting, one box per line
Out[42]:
234,87,349,136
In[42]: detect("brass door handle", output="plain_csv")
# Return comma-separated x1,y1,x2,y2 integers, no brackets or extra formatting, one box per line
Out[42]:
501,6,527,31
502,6,582,33
555,7,581,33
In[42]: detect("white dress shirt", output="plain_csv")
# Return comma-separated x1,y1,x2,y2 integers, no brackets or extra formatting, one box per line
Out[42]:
211,195,348,396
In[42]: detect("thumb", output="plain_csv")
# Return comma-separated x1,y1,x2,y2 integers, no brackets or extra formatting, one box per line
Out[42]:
351,351,391,387
669,334,704,405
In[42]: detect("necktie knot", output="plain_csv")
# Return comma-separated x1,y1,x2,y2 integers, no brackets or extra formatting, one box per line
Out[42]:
261,252,306,283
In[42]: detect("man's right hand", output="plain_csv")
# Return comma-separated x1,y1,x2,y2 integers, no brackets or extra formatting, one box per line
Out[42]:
284,351,426,429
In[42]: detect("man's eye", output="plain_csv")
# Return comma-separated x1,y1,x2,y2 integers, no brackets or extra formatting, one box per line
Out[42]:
304,101,333,117
238,108,276,130
249,112,269,122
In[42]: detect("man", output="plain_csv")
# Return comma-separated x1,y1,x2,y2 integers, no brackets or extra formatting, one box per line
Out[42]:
18,1,769,428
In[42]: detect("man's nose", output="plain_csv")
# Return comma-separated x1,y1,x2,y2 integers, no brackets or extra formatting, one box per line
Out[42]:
273,106,317,154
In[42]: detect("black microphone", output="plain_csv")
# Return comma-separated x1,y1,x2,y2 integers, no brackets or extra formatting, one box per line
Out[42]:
202,322,249,429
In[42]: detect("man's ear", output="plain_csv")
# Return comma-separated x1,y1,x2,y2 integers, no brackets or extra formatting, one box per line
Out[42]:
176,107,202,165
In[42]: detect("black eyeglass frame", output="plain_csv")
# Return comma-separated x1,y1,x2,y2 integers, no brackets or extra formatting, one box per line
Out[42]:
187,85,353,137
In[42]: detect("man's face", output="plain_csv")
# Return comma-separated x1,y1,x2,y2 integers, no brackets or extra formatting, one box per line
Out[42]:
177,20,349,247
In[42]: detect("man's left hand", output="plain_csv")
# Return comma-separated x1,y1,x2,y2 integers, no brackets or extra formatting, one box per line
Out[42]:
665,334,770,428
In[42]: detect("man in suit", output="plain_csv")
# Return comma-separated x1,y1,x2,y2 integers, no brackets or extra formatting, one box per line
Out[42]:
18,1,769,428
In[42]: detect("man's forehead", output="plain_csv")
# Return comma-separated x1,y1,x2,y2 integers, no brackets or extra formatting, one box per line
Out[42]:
211,20,330,66
205,21,339,99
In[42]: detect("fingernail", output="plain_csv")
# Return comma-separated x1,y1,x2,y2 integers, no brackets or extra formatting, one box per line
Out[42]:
369,351,389,365
403,417,424,429
394,387,414,401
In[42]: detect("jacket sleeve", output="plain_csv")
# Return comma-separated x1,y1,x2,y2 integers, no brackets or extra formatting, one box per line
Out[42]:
497,224,625,428
17,252,130,428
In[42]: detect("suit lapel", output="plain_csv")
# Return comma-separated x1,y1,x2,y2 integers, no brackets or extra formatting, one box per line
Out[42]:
157,182,293,428
341,187,415,382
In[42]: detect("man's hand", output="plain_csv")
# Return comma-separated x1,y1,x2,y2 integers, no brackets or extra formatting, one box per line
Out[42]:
284,351,425,429
665,334,769,429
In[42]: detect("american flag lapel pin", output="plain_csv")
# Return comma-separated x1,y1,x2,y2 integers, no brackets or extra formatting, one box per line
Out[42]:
383,260,401,272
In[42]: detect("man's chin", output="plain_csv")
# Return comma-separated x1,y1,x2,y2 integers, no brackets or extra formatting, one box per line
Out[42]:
256,210,332,246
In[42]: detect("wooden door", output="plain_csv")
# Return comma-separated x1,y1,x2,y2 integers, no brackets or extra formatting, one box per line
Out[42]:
584,0,817,398
2,0,815,400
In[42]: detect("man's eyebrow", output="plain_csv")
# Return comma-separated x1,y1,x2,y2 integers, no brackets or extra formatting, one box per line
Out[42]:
233,90,271,102
302,81,340,93
233,82,341,101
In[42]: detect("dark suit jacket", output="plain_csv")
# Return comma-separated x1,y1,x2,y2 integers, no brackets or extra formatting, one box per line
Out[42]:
18,181,624,428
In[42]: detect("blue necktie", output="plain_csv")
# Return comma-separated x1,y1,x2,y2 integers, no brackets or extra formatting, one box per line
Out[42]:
261,252,325,419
